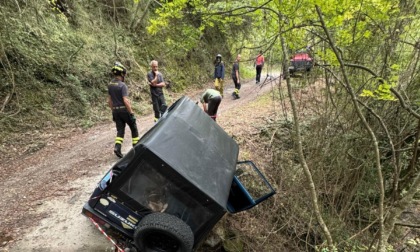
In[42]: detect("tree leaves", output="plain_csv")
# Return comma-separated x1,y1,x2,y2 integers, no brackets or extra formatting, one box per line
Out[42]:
360,82,397,101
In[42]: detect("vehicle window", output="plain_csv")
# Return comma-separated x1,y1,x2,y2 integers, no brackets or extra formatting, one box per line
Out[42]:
119,160,215,234
235,162,273,200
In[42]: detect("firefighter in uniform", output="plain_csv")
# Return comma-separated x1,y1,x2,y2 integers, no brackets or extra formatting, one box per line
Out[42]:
231,54,241,99
200,88,222,121
213,54,225,97
107,62,140,158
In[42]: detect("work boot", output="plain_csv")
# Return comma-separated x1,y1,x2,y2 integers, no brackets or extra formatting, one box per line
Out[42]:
114,144,123,158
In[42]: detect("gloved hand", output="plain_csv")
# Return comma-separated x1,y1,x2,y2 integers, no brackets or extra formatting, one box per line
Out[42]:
130,113,136,123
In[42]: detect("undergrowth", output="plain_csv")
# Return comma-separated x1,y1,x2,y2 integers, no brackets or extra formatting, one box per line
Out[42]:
0,1,232,160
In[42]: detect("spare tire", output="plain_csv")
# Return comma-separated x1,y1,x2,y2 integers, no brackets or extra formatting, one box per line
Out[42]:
134,213,194,252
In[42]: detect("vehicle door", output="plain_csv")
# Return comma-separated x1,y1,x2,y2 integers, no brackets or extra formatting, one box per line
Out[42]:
227,161,276,213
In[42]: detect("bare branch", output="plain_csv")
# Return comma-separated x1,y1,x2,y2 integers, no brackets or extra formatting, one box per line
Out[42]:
394,222,420,228
112,0,120,58
131,0,153,32
280,24,334,250
390,88,420,119
320,62,420,120
202,0,278,17
357,100,400,202
129,0,142,31
345,219,379,243
13,0,21,13
316,5,386,251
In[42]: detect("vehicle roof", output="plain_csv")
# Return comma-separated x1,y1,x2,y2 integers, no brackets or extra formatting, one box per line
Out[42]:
138,96,239,209
291,53,312,61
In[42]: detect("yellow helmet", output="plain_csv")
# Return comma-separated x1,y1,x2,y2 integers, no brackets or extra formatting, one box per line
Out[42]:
111,61,127,76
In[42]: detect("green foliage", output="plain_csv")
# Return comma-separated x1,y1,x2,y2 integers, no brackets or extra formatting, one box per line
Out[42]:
360,80,397,101
0,0,230,143
0,2,117,140
2,0,420,250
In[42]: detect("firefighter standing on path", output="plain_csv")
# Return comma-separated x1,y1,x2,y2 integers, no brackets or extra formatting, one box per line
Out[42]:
231,54,241,99
213,54,225,97
200,88,222,122
147,60,167,122
108,62,140,158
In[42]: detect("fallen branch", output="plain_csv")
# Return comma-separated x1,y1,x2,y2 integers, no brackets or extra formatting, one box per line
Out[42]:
395,222,420,228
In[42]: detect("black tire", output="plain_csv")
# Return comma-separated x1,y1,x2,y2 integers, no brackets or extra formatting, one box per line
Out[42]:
289,69,295,77
134,213,194,252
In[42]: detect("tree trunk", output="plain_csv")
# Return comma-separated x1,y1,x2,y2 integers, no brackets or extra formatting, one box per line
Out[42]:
279,27,334,250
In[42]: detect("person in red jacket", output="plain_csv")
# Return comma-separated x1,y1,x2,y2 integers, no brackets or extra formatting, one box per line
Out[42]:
254,50,265,84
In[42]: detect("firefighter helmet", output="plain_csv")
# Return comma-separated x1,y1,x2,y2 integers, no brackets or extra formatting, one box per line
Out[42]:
112,61,127,76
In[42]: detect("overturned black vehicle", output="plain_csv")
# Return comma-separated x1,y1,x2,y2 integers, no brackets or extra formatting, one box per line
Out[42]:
82,96,276,252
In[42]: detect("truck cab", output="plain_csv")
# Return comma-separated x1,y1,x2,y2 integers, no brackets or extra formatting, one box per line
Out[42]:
288,51,314,76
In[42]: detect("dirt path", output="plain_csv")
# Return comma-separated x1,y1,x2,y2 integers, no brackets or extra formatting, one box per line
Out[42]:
0,74,280,251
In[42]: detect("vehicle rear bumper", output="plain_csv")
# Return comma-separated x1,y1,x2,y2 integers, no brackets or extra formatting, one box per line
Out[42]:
82,203,134,239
